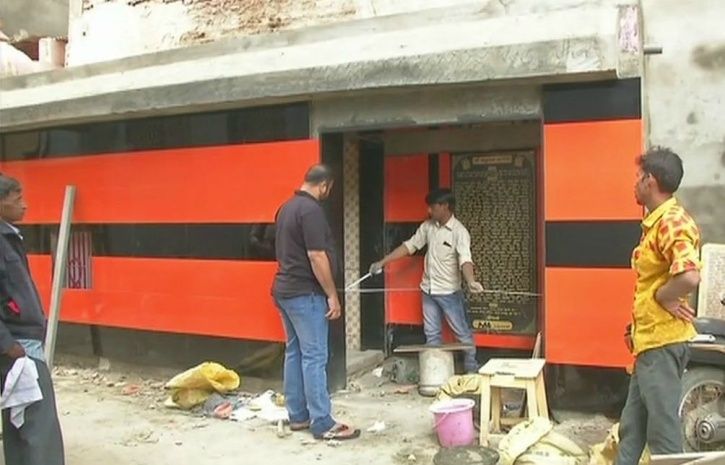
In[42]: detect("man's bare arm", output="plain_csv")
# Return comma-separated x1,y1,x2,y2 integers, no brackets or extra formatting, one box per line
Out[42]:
461,262,483,293
655,270,700,322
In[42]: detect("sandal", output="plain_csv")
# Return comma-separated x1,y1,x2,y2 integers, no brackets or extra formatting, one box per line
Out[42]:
314,423,361,440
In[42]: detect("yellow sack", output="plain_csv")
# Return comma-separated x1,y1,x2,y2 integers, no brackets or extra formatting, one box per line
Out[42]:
436,374,484,400
164,362,241,410
588,423,650,465
164,389,213,410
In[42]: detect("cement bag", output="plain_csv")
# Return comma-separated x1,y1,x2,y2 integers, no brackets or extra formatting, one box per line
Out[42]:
588,423,650,465
516,430,588,465
436,374,483,420
498,417,553,465
164,362,240,410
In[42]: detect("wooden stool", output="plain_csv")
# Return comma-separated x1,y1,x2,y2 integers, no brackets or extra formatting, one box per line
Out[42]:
478,358,548,446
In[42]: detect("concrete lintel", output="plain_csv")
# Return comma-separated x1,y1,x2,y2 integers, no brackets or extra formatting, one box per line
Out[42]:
311,85,541,135
382,122,541,156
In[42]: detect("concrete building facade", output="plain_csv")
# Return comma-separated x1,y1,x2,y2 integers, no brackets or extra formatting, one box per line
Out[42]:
0,0,723,389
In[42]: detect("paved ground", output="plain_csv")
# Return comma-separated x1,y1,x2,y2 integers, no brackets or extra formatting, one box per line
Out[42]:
1,360,614,465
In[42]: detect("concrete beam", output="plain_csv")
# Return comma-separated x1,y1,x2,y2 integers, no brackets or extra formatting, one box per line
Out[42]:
311,85,540,134
0,3,638,132
382,121,541,156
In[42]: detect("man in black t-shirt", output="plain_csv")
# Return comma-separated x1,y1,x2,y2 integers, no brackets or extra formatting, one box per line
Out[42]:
272,164,359,441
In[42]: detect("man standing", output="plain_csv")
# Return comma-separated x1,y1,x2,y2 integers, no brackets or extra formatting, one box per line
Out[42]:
272,164,359,440
0,174,65,465
617,147,701,464
370,188,483,373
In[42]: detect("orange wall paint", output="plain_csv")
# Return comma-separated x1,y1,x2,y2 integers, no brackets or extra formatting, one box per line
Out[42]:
1,140,319,224
28,255,285,342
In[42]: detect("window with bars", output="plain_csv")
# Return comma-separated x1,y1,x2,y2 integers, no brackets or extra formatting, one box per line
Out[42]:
50,229,93,289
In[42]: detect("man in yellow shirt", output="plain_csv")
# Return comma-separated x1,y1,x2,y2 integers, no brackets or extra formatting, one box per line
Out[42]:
617,147,701,465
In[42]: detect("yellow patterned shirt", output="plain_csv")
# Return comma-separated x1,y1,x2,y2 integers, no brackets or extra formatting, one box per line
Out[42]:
631,197,699,355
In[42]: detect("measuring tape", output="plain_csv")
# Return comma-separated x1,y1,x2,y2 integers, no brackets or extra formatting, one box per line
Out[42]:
341,287,541,297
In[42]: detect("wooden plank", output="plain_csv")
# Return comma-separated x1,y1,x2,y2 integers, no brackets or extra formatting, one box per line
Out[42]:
650,452,725,465
491,387,502,432
479,358,546,378
44,185,76,368
394,343,474,353
689,343,725,354
479,376,492,446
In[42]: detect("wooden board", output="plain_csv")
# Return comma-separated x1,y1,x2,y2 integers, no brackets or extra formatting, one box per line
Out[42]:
393,343,474,353
689,343,725,354
698,243,725,320
478,358,546,379
650,451,725,465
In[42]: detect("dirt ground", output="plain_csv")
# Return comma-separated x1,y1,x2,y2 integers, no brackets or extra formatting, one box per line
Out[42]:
1,360,615,465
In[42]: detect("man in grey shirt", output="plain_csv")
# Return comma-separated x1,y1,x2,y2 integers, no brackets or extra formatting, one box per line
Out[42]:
370,189,483,372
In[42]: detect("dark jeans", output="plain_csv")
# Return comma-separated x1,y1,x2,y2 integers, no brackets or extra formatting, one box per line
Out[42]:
1,356,65,465
616,343,689,465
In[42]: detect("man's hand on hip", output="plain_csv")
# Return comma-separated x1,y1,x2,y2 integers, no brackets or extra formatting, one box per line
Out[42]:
5,342,26,359
326,296,342,320
655,289,695,322
624,324,634,354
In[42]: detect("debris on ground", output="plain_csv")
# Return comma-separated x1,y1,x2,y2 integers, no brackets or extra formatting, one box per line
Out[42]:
372,367,385,378
367,420,387,433
119,430,159,447
121,384,142,396
433,446,500,465
588,423,650,465
390,357,420,385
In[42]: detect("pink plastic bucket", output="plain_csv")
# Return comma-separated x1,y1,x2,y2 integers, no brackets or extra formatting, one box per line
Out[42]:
429,398,476,447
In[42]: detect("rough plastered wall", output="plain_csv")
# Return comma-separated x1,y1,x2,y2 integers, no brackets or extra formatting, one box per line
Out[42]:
67,0,473,65
642,0,725,245
0,0,68,38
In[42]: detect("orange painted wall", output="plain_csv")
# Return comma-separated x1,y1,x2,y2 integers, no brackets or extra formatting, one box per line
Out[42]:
544,267,635,367
384,154,428,222
544,118,643,367
544,120,642,221
0,140,319,224
29,255,285,341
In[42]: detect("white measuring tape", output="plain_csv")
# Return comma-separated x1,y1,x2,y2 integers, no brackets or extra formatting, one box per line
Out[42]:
341,287,541,297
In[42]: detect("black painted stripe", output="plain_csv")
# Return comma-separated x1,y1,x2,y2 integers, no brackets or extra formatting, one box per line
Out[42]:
545,220,641,268
359,137,386,350
428,153,439,191
384,222,427,256
543,78,641,123
0,102,309,162
20,223,277,261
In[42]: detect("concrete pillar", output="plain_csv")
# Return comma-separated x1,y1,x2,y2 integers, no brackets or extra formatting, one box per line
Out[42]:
343,134,361,350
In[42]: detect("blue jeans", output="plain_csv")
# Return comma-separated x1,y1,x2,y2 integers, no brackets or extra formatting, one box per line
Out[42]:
422,291,478,373
275,294,336,436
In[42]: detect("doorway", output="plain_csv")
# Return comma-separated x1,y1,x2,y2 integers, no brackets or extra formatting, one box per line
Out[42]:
355,122,543,355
